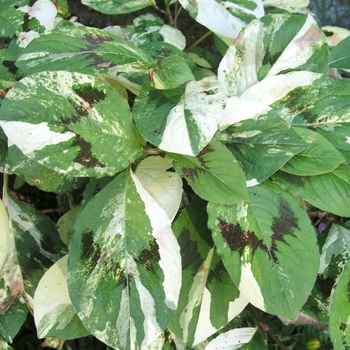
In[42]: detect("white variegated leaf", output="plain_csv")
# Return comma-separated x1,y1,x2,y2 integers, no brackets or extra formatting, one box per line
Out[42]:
34,255,89,339
179,0,264,42
135,156,182,222
0,199,9,270
204,327,256,350
68,170,181,350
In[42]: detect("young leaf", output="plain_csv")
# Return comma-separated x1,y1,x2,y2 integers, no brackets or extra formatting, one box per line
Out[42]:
15,24,152,75
218,14,328,97
329,35,350,69
150,56,195,90
81,0,156,14
207,182,319,319
281,127,346,176
134,156,182,222
0,199,9,270
34,255,89,340
168,140,249,205
169,197,248,346
329,259,350,348
133,77,226,156
272,165,350,217
68,170,181,350
216,110,306,183
0,71,146,178
178,0,264,42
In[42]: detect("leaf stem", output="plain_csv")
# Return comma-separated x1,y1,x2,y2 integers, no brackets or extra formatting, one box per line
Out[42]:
249,304,288,350
186,30,212,51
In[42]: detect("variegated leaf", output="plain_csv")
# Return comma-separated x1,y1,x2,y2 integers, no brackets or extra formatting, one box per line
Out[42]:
134,156,182,222
0,71,146,178
34,255,89,339
126,14,186,50
5,191,67,298
329,259,350,348
215,110,306,184
207,182,319,319
168,140,249,205
218,14,328,97
133,77,226,156
169,197,248,347
67,169,181,350
81,0,156,14
272,165,350,217
204,327,257,350
16,24,152,74
178,0,264,43
262,0,309,12
0,200,9,270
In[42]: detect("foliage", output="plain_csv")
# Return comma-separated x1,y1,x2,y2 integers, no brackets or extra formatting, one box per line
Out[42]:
0,0,350,349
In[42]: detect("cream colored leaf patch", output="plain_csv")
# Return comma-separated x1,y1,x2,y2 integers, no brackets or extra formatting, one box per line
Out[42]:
34,255,88,339
135,156,182,222
0,199,9,270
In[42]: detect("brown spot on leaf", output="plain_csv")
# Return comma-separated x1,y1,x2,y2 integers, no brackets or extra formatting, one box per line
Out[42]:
84,33,114,47
182,166,205,181
293,25,321,51
340,322,347,331
73,85,106,105
85,53,117,69
218,220,269,258
73,135,106,168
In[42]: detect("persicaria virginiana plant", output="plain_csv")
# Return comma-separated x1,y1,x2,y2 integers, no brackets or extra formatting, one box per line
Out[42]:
0,0,350,349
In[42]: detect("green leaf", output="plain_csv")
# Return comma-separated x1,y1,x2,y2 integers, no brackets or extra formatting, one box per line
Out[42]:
0,71,146,178
329,259,350,349
68,170,181,349
125,14,186,51
81,0,156,14
168,140,249,205
133,77,226,156
34,255,89,340
0,200,9,270
272,165,350,217
179,0,264,42
151,56,195,90
216,111,306,183
281,127,346,176
56,205,82,247
207,182,319,319
6,191,67,298
169,197,248,346
15,24,152,75
135,156,182,222
329,35,350,69
218,14,328,97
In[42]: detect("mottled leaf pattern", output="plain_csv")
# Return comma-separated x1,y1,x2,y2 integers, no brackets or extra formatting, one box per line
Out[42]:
207,182,319,319
169,197,248,346
218,14,328,97
0,200,9,270
133,77,226,156
0,71,145,177
68,170,181,349
16,24,152,74
81,0,156,14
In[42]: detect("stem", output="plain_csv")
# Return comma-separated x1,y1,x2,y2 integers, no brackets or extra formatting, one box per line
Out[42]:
186,30,212,51
2,173,8,206
249,304,288,350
